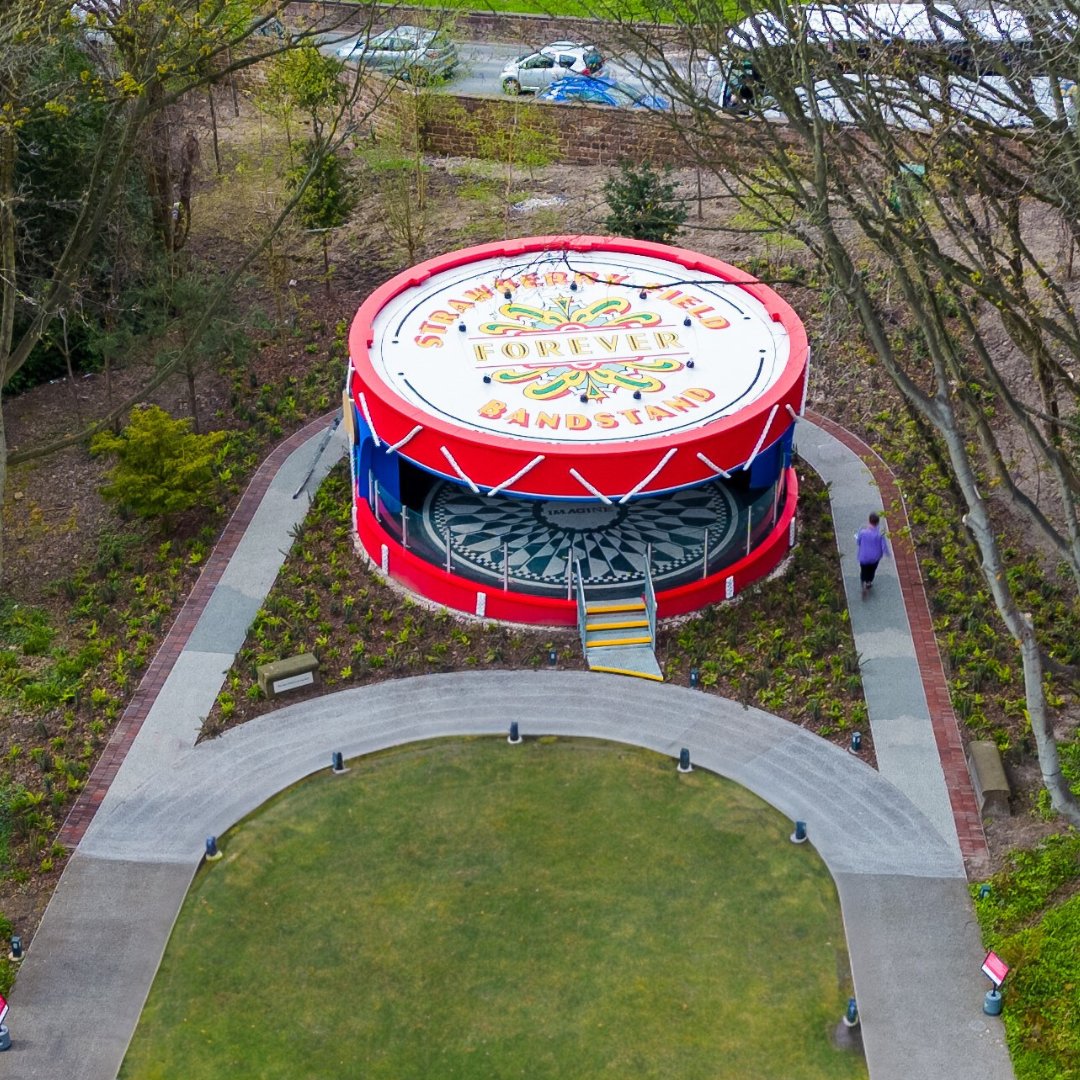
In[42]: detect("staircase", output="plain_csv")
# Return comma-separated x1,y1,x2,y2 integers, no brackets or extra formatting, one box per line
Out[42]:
576,566,663,682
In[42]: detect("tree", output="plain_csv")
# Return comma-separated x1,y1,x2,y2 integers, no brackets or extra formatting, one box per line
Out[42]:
603,160,687,242
470,101,559,237
90,404,225,526
274,46,357,296
606,0,1080,823
0,0,372,578
287,141,358,296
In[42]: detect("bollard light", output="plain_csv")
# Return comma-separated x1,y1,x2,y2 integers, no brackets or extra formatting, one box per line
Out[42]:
548,649,558,667
978,884,992,900
850,731,862,753
508,721,522,745
689,667,699,688
205,836,222,861
8,935,22,962
843,997,859,1027
331,751,346,774
677,748,692,773
790,820,808,844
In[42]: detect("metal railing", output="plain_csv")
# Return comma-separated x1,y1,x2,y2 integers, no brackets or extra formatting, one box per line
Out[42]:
366,472,790,596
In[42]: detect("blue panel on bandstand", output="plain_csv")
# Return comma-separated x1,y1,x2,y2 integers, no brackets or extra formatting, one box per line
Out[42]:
353,407,400,502
748,426,794,490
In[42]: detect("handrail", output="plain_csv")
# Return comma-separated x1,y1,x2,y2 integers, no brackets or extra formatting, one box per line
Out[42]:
643,558,657,645
575,561,589,656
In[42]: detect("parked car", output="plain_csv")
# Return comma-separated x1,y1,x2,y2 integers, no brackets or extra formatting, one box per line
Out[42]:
335,24,458,83
535,74,668,110
501,42,605,95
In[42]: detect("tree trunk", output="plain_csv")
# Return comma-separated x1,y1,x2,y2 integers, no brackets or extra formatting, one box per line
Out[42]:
186,359,200,434
933,399,1080,826
208,87,222,176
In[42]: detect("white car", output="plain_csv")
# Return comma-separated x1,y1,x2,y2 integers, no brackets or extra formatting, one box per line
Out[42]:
335,25,458,83
501,42,605,95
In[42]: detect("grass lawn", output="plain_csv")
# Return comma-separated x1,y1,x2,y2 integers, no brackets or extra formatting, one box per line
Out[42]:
378,0,746,24
120,738,865,1080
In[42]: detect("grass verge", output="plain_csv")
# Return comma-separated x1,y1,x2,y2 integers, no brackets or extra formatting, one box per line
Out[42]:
972,833,1080,1080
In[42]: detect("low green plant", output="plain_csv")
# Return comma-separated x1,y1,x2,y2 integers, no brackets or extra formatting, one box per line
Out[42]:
91,405,227,527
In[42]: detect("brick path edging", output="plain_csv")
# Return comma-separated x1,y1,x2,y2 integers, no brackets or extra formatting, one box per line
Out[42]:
806,410,990,876
58,412,339,848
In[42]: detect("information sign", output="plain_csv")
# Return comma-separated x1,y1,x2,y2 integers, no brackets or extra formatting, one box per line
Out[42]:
981,951,1009,987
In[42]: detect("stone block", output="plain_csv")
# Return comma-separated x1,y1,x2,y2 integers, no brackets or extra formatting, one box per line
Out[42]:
257,653,319,700
967,740,1011,818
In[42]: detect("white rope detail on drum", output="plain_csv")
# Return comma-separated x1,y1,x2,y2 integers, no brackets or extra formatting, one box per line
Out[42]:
357,392,381,447
386,425,423,454
695,452,731,479
487,455,545,497
618,448,677,504
569,468,613,505
440,446,480,494
744,404,779,470
785,403,799,421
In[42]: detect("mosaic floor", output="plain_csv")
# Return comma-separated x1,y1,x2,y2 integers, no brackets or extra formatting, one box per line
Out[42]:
413,480,750,596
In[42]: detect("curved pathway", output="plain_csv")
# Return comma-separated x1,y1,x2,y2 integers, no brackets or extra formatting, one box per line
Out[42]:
5,417,1013,1080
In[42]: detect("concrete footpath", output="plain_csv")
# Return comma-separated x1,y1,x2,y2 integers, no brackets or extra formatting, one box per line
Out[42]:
4,418,1014,1080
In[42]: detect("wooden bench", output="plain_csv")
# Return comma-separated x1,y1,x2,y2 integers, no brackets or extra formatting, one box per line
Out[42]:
257,653,320,700
966,740,1012,818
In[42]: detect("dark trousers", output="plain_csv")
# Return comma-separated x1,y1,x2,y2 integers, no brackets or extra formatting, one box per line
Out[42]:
860,560,880,585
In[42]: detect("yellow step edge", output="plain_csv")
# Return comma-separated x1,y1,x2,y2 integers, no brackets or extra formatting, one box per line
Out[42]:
586,619,649,631
585,602,646,614
586,636,652,648
589,665,665,682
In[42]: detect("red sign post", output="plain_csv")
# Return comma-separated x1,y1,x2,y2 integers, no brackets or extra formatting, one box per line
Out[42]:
981,951,1010,988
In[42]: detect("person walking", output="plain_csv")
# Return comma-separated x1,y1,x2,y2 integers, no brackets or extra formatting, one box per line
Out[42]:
856,512,890,593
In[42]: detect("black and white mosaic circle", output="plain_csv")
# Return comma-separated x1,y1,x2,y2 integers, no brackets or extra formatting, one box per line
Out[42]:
419,481,739,594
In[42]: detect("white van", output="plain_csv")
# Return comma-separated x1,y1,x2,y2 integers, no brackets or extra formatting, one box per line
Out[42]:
717,2,1040,110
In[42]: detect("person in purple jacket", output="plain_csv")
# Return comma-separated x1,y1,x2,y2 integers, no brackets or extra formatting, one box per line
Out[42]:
855,512,890,593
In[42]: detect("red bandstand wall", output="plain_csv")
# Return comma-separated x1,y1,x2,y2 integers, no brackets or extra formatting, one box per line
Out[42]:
354,469,799,626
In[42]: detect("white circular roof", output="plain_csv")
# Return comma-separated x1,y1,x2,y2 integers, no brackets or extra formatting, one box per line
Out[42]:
367,248,793,444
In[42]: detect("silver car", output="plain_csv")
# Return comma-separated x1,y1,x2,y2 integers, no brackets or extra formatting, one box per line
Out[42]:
501,42,605,95
335,24,458,83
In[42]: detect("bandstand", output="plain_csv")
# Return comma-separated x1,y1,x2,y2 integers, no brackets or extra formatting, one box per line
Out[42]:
344,236,808,653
